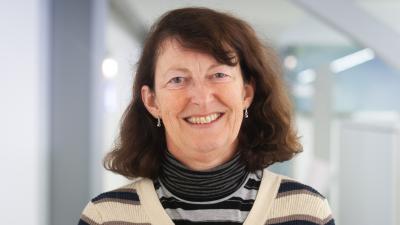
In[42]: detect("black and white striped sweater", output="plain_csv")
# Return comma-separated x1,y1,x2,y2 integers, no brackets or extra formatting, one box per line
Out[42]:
78,169,335,224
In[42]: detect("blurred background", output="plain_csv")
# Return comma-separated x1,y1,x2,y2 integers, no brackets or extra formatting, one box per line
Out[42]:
1,0,400,224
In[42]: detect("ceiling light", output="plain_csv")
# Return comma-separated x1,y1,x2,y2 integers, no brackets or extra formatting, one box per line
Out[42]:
298,69,316,84
284,55,298,70
330,48,375,73
102,58,118,79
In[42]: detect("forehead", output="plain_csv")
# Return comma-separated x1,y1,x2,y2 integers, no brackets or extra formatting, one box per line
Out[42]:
156,38,218,66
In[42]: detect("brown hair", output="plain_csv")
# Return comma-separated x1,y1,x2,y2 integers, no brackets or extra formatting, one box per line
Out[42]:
103,7,302,179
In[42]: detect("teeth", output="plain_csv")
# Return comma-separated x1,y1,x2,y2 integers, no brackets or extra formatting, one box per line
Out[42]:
187,113,221,124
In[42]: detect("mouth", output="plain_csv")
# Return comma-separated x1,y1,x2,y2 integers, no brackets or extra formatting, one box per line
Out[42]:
184,112,224,125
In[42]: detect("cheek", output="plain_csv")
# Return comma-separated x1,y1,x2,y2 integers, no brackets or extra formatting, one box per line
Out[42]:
222,86,245,110
159,94,186,118
223,88,245,126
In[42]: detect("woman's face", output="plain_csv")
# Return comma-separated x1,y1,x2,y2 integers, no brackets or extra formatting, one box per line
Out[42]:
142,39,254,169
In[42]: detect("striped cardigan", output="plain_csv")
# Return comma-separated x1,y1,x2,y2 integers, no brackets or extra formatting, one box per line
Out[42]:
78,169,335,225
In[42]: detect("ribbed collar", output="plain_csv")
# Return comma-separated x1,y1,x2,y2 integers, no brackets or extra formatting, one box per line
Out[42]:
158,150,249,202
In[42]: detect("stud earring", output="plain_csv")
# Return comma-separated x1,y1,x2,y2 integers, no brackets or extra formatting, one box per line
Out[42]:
244,108,249,118
157,117,161,127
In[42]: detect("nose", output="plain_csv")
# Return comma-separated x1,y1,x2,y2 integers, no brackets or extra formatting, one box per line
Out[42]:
188,81,215,106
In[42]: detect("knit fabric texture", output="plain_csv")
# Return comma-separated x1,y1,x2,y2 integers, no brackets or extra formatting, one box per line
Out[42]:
158,151,249,201
78,168,335,225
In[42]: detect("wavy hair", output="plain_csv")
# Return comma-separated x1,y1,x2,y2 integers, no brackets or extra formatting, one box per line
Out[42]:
103,7,302,179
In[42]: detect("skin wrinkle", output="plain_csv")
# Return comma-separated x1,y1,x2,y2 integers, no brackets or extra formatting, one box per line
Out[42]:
141,38,254,171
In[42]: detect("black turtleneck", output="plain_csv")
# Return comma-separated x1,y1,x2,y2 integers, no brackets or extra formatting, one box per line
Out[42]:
158,150,249,202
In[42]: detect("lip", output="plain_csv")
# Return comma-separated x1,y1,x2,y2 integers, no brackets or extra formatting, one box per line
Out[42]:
184,112,224,118
183,112,224,128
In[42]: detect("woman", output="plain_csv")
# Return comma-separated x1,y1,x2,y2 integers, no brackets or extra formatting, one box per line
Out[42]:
78,7,335,225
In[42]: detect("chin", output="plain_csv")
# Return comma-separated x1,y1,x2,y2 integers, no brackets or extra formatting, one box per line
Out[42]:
190,141,228,153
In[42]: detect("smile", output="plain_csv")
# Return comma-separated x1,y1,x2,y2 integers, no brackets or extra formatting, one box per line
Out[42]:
185,113,223,125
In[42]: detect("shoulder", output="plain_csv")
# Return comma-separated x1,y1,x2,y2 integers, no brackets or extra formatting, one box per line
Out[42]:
277,176,327,199
91,180,141,205
78,178,151,225
264,170,327,201
264,170,335,225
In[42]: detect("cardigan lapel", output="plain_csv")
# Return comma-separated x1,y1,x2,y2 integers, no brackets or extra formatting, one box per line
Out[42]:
243,169,281,225
136,178,175,225
136,168,281,225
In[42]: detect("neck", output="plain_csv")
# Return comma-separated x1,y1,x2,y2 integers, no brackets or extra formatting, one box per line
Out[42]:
174,149,236,171
166,139,239,171
159,150,249,202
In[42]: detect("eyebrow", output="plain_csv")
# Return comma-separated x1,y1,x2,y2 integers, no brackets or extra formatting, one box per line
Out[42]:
164,63,227,75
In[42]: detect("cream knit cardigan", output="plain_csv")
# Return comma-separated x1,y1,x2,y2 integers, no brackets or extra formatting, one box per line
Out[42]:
79,169,334,225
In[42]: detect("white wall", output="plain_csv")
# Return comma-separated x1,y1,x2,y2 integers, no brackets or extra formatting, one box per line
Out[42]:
338,119,400,225
0,0,48,225
102,9,142,191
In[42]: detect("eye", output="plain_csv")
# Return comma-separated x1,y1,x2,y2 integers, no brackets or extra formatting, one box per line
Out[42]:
213,72,228,79
169,76,185,84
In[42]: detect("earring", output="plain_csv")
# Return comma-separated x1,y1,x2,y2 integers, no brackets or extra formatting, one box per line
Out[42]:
244,108,249,118
157,117,161,127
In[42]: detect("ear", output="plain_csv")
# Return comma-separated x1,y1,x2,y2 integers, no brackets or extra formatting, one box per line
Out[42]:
141,85,161,118
243,78,255,108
